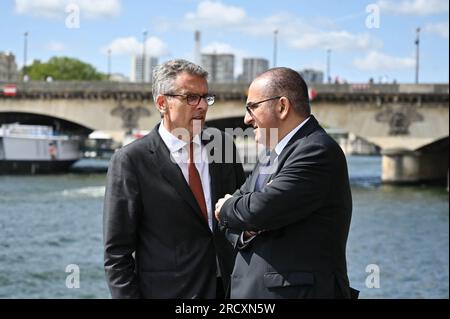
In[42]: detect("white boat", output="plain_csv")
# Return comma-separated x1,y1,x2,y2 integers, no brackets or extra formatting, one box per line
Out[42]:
0,123,81,174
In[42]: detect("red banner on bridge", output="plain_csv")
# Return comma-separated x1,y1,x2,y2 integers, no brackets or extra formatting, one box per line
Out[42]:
3,84,17,97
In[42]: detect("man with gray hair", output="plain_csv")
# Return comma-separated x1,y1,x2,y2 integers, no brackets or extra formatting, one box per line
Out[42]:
103,59,245,298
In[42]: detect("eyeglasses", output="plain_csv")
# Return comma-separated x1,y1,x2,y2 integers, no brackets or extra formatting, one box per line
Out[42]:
245,96,282,115
164,93,215,106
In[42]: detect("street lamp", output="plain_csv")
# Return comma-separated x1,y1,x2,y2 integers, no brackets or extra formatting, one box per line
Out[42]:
415,27,420,84
6,52,12,81
142,29,148,83
326,49,331,84
273,29,278,68
23,31,28,81
107,48,111,81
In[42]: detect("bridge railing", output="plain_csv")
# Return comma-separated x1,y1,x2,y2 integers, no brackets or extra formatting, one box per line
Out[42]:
1,81,448,91
0,81,152,93
1,81,448,100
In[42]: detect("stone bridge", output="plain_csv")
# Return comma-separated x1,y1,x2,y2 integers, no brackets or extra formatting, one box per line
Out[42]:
0,81,448,184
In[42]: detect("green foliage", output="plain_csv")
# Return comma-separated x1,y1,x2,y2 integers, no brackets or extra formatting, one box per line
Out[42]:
26,57,106,81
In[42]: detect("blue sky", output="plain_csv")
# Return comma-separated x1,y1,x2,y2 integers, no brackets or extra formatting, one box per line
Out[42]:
0,0,448,83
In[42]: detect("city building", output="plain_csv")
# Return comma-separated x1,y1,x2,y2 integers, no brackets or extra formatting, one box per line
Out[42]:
241,58,269,83
130,55,158,83
193,31,202,66
0,52,19,82
201,53,234,83
299,69,324,84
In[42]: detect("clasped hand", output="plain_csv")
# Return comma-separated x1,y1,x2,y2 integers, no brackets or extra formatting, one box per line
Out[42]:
214,194,232,221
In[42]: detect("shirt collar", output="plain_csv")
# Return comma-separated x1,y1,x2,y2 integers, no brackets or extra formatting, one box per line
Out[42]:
158,120,202,153
274,116,310,156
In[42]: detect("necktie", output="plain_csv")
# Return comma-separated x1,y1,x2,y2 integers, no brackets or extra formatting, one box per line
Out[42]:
254,150,277,192
188,141,208,222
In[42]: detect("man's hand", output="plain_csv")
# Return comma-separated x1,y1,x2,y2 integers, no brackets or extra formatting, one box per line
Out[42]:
214,194,233,221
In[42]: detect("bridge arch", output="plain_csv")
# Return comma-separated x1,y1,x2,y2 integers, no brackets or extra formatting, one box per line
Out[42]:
0,111,93,136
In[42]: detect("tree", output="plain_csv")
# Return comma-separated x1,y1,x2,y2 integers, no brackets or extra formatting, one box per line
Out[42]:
26,57,106,81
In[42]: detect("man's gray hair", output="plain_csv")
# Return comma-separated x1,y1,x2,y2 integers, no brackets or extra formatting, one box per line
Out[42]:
152,59,208,105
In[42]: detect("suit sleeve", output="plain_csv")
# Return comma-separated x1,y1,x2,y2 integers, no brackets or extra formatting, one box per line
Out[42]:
103,150,141,298
221,139,249,247
219,142,332,232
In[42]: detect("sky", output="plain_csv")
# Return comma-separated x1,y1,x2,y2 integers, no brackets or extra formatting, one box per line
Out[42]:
0,0,448,83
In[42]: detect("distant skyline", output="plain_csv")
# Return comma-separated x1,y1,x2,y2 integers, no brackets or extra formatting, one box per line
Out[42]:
0,0,448,83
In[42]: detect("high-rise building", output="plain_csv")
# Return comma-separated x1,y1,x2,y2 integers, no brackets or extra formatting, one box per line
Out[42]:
201,53,234,83
241,58,269,83
130,55,158,83
194,31,201,66
299,69,324,84
0,52,18,82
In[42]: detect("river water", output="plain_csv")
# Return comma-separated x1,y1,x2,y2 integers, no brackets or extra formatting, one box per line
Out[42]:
0,156,448,298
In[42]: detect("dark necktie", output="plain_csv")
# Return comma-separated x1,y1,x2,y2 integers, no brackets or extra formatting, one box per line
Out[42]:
188,141,208,222
254,150,278,192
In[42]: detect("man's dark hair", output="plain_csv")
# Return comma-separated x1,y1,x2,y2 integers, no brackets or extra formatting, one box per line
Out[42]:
258,67,311,117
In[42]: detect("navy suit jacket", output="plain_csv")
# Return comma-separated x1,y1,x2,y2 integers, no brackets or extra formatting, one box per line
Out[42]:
219,115,353,299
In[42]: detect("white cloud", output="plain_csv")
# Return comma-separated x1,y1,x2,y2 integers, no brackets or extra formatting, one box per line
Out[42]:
102,37,140,55
425,21,449,38
240,12,312,38
46,41,66,52
17,59,35,70
183,5,382,54
377,0,448,16
184,6,308,39
185,0,246,28
353,51,415,71
103,36,169,57
180,2,383,56
290,31,383,51
14,0,121,19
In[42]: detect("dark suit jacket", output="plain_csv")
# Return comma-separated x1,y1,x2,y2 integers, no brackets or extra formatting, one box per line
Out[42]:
219,115,353,299
103,124,245,298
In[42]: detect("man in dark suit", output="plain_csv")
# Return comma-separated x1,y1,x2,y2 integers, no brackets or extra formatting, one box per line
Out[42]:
103,59,245,299
215,67,355,299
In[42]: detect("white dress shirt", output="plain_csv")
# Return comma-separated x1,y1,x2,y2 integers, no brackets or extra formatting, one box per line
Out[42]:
158,121,213,231
274,116,310,157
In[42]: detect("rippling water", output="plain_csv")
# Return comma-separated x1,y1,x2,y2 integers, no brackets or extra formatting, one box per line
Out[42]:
0,156,448,298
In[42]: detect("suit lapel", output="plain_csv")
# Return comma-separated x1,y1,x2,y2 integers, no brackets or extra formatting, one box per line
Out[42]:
146,125,211,229
249,162,261,192
202,128,222,231
282,115,320,151
250,115,322,189
208,161,222,231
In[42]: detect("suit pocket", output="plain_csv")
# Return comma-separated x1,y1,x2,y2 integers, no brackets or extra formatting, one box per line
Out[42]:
263,271,314,288
264,271,314,299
